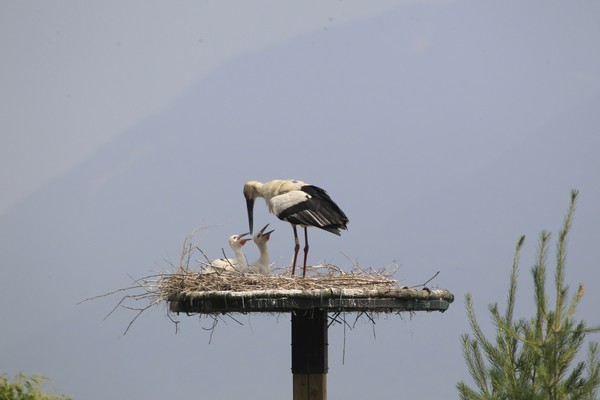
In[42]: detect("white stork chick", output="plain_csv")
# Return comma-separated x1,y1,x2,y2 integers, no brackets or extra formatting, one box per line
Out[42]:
203,233,250,273
243,179,348,277
243,224,274,275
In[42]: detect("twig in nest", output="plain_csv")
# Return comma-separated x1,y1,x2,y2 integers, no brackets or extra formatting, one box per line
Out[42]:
202,316,219,344
77,284,144,305
177,238,191,274
220,248,234,269
225,314,244,326
167,313,180,334
103,295,129,321
196,247,212,264
339,251,368,275
328,312,342,328
122,303,154,335
410,270,440,289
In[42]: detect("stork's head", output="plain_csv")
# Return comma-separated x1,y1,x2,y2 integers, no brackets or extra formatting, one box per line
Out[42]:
243,181,263,234
229,233,250,249
254,224,274,244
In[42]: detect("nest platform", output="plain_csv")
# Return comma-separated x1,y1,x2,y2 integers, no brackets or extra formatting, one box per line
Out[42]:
163,266,454,315
170,287,453,314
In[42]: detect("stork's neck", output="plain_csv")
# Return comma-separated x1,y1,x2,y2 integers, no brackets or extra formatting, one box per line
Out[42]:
232,246,248,266
255,241,269,266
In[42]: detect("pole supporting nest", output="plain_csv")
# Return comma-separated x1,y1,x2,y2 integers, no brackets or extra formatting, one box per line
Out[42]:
161,271,455,400
292,310,328,400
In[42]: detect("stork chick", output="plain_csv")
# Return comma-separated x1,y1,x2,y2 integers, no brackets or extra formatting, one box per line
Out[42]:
244,224,274,275
203,233,250,273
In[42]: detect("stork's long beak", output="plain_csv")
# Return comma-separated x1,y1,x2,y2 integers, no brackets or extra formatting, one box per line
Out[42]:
254,224,275,240
246,197,255,234
259,224,275,236
259,224,269,234
239,232,251,245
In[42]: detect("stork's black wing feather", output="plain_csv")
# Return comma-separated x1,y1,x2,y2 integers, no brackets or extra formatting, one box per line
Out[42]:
278,185,349,234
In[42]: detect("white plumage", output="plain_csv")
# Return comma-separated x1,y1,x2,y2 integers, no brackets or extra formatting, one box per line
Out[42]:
203,233,250,273
243,179,348,277
238,224,274,275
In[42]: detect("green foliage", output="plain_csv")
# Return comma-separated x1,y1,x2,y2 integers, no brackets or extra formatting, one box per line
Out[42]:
457,190,600,400
0,373,73,400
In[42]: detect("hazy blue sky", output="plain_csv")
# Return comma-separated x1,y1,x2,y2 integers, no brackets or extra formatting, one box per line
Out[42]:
0,1,402,215
1,1,599,399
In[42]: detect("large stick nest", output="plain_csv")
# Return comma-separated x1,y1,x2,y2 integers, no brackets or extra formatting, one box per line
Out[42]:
163,264,398,299
82,231,451,334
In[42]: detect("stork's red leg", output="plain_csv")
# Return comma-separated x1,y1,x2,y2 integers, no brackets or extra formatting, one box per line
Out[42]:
302,226,309,278
291,225,300,276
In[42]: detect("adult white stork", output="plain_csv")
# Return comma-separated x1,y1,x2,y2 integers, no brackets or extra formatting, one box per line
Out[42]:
239,224,274,275
203,233,250,273
243,179,348,277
